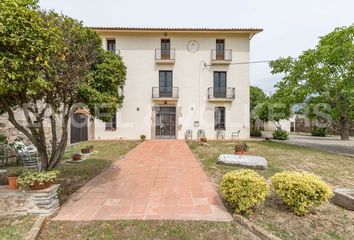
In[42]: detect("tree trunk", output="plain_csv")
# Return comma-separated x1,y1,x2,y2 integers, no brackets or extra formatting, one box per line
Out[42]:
339,117,350,140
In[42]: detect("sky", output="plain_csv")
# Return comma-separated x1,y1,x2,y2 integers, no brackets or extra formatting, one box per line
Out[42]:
39,0,353,94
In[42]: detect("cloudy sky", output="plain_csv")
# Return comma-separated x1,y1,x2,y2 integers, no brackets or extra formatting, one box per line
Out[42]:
39,0,353,94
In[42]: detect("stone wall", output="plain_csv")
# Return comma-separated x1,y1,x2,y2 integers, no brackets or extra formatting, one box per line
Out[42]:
295,117,354,136
0,184,60,216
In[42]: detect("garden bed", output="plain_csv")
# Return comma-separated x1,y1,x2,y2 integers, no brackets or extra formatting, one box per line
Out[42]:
188,140,354,240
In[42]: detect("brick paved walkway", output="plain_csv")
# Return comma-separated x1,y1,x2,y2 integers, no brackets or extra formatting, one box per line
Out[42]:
54,140,232,221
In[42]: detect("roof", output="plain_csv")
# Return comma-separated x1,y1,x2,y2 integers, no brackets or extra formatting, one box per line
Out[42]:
90,27,263,34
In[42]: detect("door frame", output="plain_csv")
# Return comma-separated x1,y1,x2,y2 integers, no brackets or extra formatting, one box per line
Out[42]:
154,106,177,139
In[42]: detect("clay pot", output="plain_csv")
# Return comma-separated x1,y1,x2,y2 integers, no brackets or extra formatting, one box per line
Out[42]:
30,181,51,190
72,155,82,161
8,176,18,190
81,148,91,154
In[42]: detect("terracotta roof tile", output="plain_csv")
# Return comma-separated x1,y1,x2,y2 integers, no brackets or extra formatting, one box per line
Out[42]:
90,26,263,33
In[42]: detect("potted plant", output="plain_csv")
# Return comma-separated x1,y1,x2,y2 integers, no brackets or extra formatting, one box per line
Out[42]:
7,169,23,190
17,170,60,190
72,153,82,161
81,145,94,154
234,143,249,154
140,135,146,141
199,137,208,146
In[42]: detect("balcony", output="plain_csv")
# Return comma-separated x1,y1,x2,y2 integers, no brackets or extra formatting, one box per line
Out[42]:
211,49,232,65
155,49,176,64
152,87,179,103
208,87,235,102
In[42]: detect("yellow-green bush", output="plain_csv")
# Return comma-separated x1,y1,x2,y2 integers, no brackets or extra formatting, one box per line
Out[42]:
271,171,333,215
220,169,270,214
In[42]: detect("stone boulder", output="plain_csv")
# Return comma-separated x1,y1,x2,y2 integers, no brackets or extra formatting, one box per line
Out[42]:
332,188,354,211
217,154,268,170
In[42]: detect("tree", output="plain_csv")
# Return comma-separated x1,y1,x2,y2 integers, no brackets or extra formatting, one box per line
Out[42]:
250,86,291,130
0,0,126,169
270,25,354,140
250,86,267,130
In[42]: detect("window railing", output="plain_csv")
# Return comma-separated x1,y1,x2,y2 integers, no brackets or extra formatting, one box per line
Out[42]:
208,87,235,99
211,49,232,61
152,87,179,98
108,49,121,56
155,49,176,60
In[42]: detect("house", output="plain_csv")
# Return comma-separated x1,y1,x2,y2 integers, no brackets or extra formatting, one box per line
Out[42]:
70,27,263,142
263,117,296,133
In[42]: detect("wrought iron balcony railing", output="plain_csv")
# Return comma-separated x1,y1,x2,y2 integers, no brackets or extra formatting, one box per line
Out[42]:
208,87,235,99
211,49,232,61
155,49,176,61
152,87,179,99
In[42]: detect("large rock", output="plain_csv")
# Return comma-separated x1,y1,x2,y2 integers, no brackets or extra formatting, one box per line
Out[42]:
217,154,268,170
332,188,354,211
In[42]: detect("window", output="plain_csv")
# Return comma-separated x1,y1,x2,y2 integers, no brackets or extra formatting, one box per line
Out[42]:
214,107,225,130
159,71,173,97
107,39,116,53
213,72,227,98
161,39,170,59
105,113,117,131
216,39,225,60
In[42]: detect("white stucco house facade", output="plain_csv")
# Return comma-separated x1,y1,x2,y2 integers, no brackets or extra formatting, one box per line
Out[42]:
82,27,262,141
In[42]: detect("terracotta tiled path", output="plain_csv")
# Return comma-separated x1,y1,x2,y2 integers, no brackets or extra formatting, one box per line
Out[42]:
54,140,232,221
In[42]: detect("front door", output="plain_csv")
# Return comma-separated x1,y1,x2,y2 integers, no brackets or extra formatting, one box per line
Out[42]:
155,107,176,139
159,71,173,97
70,113,88,144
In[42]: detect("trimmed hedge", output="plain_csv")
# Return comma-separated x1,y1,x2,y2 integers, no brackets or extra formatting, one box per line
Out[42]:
220,170,269,214
271,171,333,215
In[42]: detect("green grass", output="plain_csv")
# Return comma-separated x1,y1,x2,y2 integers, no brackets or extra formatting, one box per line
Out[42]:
0,215,35,240
4,140,140,203
188,140,354,240
39,220,257,240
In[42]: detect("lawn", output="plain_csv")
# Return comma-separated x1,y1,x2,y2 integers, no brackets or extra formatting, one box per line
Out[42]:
188,140,354,240
0,215,35,240
38,220,256,240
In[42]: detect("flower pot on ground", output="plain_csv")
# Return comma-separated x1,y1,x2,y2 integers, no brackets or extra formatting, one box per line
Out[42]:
72,153,82,160
140,135,146,141
234,143,249,154
7,169,23,190
17,170,60,190
199,137,208,146
81,145,94,154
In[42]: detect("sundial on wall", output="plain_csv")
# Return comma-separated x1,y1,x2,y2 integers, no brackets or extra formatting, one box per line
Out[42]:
187,40,199,53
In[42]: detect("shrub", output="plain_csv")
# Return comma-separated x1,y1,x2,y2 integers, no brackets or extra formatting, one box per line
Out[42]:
272,129,288,140
234,143,249,152
311,127,327,137
220,170,270,214
271,171,333,215
17,170,60,189
250,129,262,137
140,135,146,141
0,133,7,144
